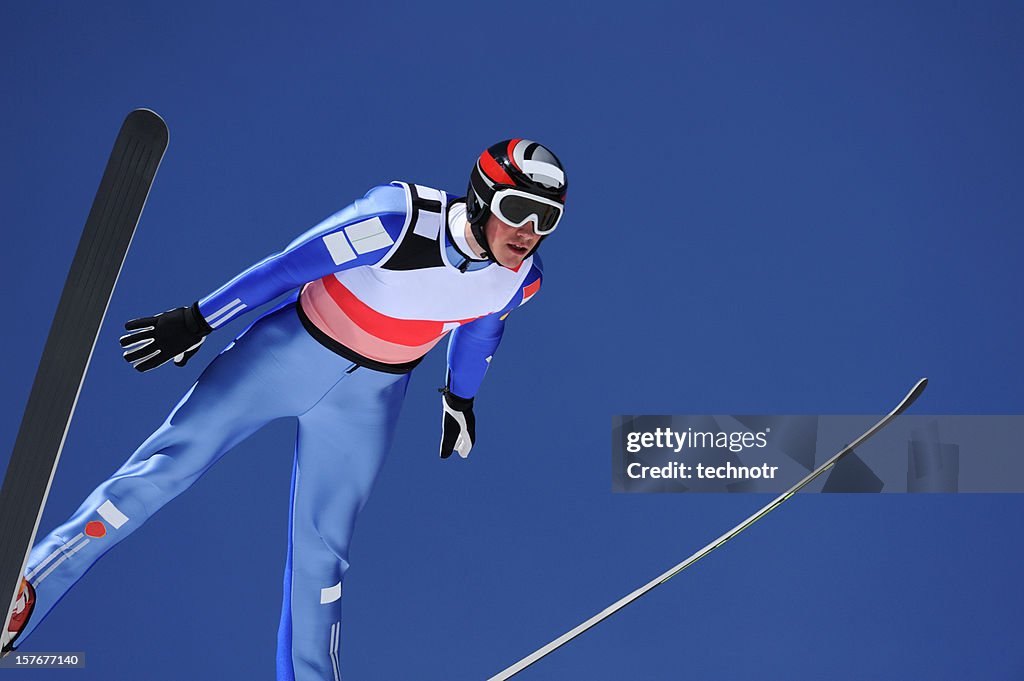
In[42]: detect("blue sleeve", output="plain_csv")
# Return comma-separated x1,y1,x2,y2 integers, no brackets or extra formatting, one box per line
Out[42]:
445,256,543,399
446,314,506,399
196,185,407,330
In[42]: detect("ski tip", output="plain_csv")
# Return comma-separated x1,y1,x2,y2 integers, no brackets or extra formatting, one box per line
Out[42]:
894,377,928,416
122,109,169,145
127,108,166,124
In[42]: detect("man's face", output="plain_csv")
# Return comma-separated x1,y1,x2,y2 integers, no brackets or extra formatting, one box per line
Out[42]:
484,213,541,268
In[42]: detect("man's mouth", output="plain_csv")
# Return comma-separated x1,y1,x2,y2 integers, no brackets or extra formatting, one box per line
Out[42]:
508,243,529,255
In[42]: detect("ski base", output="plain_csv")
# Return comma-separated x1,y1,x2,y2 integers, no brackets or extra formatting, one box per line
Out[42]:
0,109,169,641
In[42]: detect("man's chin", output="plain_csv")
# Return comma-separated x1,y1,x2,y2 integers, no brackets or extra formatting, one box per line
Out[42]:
504,243,535,265
497,251,527,269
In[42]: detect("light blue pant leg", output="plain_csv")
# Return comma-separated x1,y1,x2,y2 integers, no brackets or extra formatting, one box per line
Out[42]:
22,302,356,640
277,366,410,681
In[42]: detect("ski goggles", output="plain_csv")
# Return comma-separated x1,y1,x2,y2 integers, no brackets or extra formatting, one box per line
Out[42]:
490,188,564,235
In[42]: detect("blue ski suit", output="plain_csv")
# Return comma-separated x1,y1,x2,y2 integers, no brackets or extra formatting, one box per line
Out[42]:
21,182,544,680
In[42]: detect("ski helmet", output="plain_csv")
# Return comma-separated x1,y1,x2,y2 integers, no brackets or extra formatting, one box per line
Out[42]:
466,139,567,260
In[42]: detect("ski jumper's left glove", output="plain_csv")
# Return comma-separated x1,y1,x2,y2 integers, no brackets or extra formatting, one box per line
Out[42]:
439,388,476,459
120,302,212,372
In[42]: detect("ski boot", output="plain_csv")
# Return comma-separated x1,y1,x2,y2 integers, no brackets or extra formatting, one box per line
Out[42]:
1,578,35,657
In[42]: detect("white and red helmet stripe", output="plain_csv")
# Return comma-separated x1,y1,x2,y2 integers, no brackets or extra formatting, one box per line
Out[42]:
510,139,565,189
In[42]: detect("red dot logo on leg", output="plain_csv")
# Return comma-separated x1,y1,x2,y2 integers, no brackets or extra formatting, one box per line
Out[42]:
85,521,107,538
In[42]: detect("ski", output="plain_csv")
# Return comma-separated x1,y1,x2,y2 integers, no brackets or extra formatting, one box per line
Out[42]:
0,109,169,646
487,378,928,681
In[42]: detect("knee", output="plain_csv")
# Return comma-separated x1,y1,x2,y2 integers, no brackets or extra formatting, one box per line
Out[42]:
312,513,358,568
107,445,216,516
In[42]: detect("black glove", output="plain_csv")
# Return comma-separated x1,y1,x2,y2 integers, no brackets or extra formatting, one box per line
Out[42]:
120,302,212,372
439,388,475,459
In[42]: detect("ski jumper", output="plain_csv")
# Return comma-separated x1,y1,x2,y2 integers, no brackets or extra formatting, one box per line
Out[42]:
21,182,543,681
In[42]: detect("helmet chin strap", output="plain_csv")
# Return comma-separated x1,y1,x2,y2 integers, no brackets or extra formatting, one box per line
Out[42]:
468,212,497,262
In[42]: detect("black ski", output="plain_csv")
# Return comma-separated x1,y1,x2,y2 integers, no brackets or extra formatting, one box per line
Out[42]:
0,109,169,642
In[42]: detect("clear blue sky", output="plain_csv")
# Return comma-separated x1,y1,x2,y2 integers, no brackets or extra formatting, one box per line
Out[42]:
1,2,1022,679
